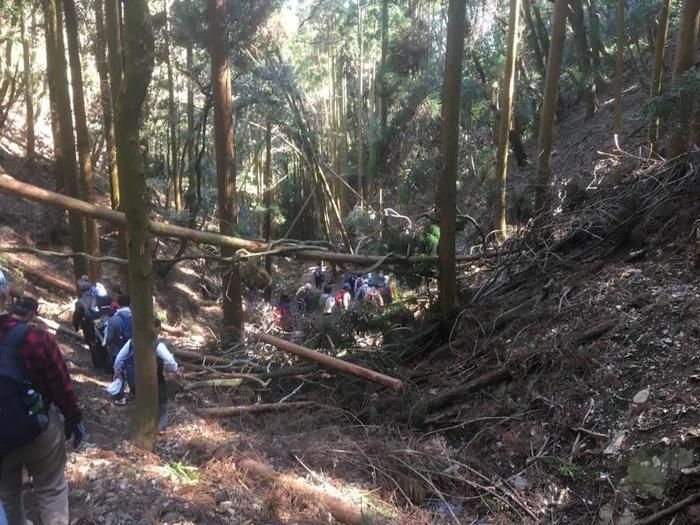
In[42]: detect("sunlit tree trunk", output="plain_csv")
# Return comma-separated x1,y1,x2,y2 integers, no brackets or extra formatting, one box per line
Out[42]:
263,121,273,302
163,0,181,212
379,0,389,139
64,0,101,281
21,9,34,165
533,0,569,215
668,0,700,156
612,0,625,139
44,0,88,282
648,0,671,148
568,0,597,119
437,0,468,315
208,0,244,339
94,0,120,210
114,0,157,450
494,0,521,238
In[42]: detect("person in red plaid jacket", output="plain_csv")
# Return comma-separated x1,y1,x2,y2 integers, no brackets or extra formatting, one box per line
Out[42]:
0,297,83,525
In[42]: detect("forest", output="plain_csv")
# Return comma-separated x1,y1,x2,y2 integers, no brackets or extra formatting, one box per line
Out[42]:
0,0,698,522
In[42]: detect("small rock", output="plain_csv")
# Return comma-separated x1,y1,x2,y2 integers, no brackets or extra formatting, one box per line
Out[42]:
633,389,650,404
604,430,626,456
511,475,528,490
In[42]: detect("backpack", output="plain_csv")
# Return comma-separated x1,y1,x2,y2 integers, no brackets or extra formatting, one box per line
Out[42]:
115,312,133,343
334,290,345,308
0,322,49,451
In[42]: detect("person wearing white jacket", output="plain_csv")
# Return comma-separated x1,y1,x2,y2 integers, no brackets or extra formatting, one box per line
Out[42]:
112,319,180,433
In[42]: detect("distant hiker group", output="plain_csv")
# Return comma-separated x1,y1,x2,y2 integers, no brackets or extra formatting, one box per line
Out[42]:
71,276,179,431
273,263,398,330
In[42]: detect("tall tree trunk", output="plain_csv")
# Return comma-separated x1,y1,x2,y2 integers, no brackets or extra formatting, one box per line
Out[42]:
207,0,244,340
163,0,181,212
21,9,35,164
379,0,389,139
530,0,550,59
437,0,468,315
263,121,273,302
522,0,546,78
612,0,625,139
533,0,569,214
568,0,597,119
44,0,88,282
586,0,607,93
494,0,521,238
185,43,196,211
114,0,157,450
105,0,129,289
64,0,101,281
356,0,364,207
648,0,671,148
94,0,119,209
668,0,700,156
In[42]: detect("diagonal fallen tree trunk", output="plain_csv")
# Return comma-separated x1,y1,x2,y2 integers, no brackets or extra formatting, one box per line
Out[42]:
249,331,404,392
198,401,315,416
0,174,496,268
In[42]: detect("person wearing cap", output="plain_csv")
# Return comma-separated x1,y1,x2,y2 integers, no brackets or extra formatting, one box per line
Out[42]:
0,297,83,525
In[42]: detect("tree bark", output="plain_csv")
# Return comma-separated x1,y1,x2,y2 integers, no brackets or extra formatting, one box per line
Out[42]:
250,331,403,391
568,0,597,119
43,0,88,281
263,121,273,302
494,0,521,238
105,0,129,289
163,0,181,212
63,0,101,281
668,0,700,157
586,0,607,93
648,0,671,148
208,0,244,340
612,0,625,138
437,0,468,315
185,43,196,212
533,0,569,215
114,0,158,449
522,0,546,79
356,0,364,206
379,0,389,140
21,9,35,164
94,0,120,210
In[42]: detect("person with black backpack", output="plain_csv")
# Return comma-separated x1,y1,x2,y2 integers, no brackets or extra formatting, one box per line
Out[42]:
0,297,83,525
100,295,132,403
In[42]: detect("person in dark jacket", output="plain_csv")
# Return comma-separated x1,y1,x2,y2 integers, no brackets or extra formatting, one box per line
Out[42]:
0,297,84,525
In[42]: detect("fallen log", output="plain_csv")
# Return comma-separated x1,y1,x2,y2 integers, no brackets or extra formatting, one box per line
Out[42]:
573,319,618,344
637,491,700,525
3,254,76,295
0,174,495,268
237,455,383,525
198,401,315,416
411,366,514,425
171,348,231,366
36,316,83,341
249,331,403,392
257,364,319,380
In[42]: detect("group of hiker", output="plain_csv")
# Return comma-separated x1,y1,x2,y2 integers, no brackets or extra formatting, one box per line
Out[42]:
273,263,398,329
0,269,179,525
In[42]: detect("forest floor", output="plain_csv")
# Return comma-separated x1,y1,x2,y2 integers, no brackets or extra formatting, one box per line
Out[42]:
1,83,700,524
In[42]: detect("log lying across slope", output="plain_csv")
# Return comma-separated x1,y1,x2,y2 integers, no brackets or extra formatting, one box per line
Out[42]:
0,175,493,267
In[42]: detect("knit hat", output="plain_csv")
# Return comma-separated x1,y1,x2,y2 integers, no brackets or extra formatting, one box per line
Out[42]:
11,297,39,316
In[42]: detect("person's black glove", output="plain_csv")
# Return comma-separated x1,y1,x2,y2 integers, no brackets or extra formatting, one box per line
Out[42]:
65,420,85,448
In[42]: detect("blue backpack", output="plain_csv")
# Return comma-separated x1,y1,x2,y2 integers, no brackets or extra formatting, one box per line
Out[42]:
0,322,49,451
115,312,133,343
